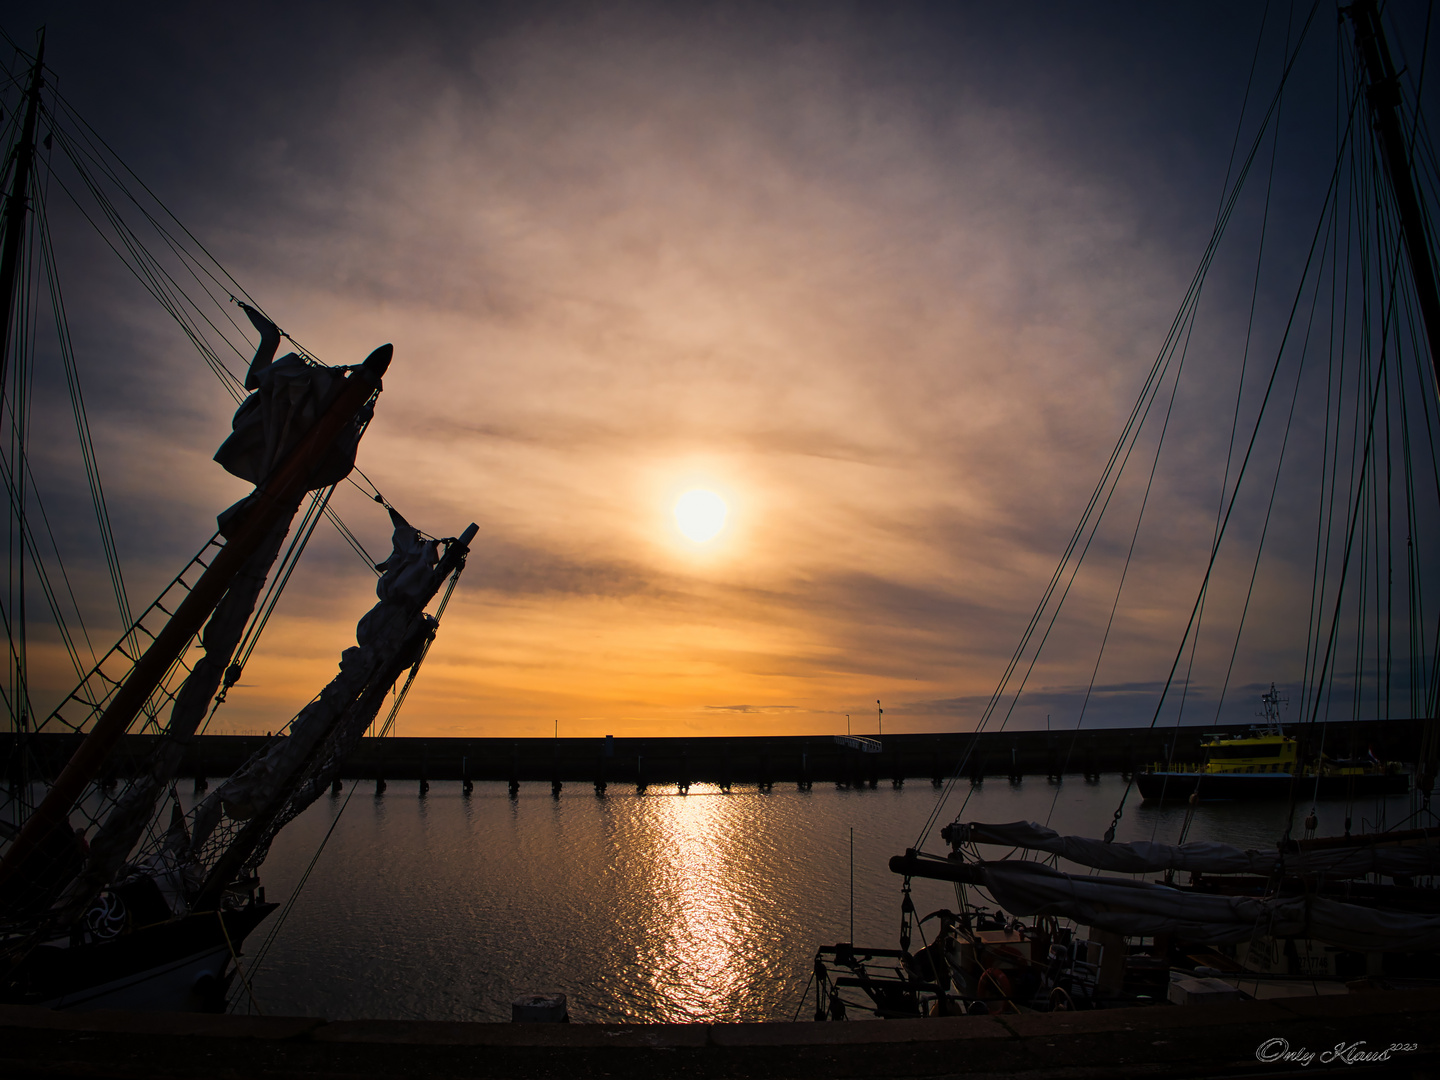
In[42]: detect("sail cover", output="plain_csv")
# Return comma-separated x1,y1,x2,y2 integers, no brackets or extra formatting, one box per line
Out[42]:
214,354,371,495
190,510,440,830
968,859,1440,951
948,820,1440,879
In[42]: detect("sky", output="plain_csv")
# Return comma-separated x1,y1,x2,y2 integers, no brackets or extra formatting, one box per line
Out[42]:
3,1,1438,739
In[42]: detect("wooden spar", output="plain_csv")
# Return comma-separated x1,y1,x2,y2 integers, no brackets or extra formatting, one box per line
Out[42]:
0,344,392,895
1344,0,1440,797
888,850,984,886
0,32,44,399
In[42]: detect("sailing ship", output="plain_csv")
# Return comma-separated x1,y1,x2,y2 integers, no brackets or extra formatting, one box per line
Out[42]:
813,0,1440,1019
0,35,475,1010
1136,685,1408,802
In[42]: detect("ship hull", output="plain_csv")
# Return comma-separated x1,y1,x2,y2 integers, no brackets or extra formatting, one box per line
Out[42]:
1136,771,1409,802
3,902,275,1012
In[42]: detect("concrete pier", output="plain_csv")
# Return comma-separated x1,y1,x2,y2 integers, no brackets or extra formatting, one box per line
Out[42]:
4,719,1422,791
1,990,1435,1078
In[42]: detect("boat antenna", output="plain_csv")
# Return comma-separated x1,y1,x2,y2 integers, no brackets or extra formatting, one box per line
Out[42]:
1257,683,1287,732
849,826,854,944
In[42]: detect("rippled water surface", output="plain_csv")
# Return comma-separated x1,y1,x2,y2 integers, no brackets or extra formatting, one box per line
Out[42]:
236,777,1413,1022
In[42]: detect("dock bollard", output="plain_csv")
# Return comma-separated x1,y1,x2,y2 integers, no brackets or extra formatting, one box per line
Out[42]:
512,993,568,1023
375,777,387,796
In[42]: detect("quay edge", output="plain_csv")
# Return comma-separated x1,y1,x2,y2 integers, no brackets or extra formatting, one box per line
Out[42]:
1,991,1437,1079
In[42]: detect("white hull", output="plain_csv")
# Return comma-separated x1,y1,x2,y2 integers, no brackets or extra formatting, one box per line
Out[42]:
43,944,233,1012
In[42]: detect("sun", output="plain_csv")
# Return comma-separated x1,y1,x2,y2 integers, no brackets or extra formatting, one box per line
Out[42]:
674,489,728,543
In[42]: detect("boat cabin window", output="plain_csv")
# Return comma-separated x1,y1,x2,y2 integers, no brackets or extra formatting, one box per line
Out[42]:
1207,744,1289,759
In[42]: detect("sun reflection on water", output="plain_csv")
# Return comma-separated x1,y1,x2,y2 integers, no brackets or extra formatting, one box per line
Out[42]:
626,788,757,1020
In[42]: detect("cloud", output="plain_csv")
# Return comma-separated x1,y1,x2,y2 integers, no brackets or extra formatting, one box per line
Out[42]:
704,705,801,714
11,1,1430,738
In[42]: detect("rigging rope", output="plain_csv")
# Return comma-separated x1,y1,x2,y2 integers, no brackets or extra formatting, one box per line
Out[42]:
913,0,1326,850
1107,64,1360,840
36,183,135,646
199,483,344,734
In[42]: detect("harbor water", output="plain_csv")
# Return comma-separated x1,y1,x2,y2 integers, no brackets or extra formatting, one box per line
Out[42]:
230,776,1415,1023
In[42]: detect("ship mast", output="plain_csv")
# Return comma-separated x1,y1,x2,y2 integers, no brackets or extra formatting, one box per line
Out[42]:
0,35,46,849
1343,0,1440,803
1345,0,1440,382
0,33,45,748
0,32,43,400
0,347,389,901
0,34,400,920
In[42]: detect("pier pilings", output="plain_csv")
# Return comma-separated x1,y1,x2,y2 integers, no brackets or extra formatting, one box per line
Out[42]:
12,720,1421,793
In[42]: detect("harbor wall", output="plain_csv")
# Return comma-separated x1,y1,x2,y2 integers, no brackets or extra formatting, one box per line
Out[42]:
4,718,1424,788
2,990,1438,1079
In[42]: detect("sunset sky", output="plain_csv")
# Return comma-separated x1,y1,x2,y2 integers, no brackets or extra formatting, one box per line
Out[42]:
4,2,1437,738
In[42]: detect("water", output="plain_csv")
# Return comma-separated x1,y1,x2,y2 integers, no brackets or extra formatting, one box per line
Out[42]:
232,776,1413,1023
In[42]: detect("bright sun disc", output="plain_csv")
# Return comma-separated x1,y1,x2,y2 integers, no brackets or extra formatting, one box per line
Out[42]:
674,489,728,543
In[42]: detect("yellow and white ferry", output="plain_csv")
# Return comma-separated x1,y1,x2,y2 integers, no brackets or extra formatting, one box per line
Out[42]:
1136,688,1409,802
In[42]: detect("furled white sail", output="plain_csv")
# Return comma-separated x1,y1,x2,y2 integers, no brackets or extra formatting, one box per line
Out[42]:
949,820,1440,879
969,859,1440,951
213,304,373,526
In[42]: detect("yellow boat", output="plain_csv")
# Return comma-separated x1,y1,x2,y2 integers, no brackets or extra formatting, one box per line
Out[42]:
1137,689,1409,802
